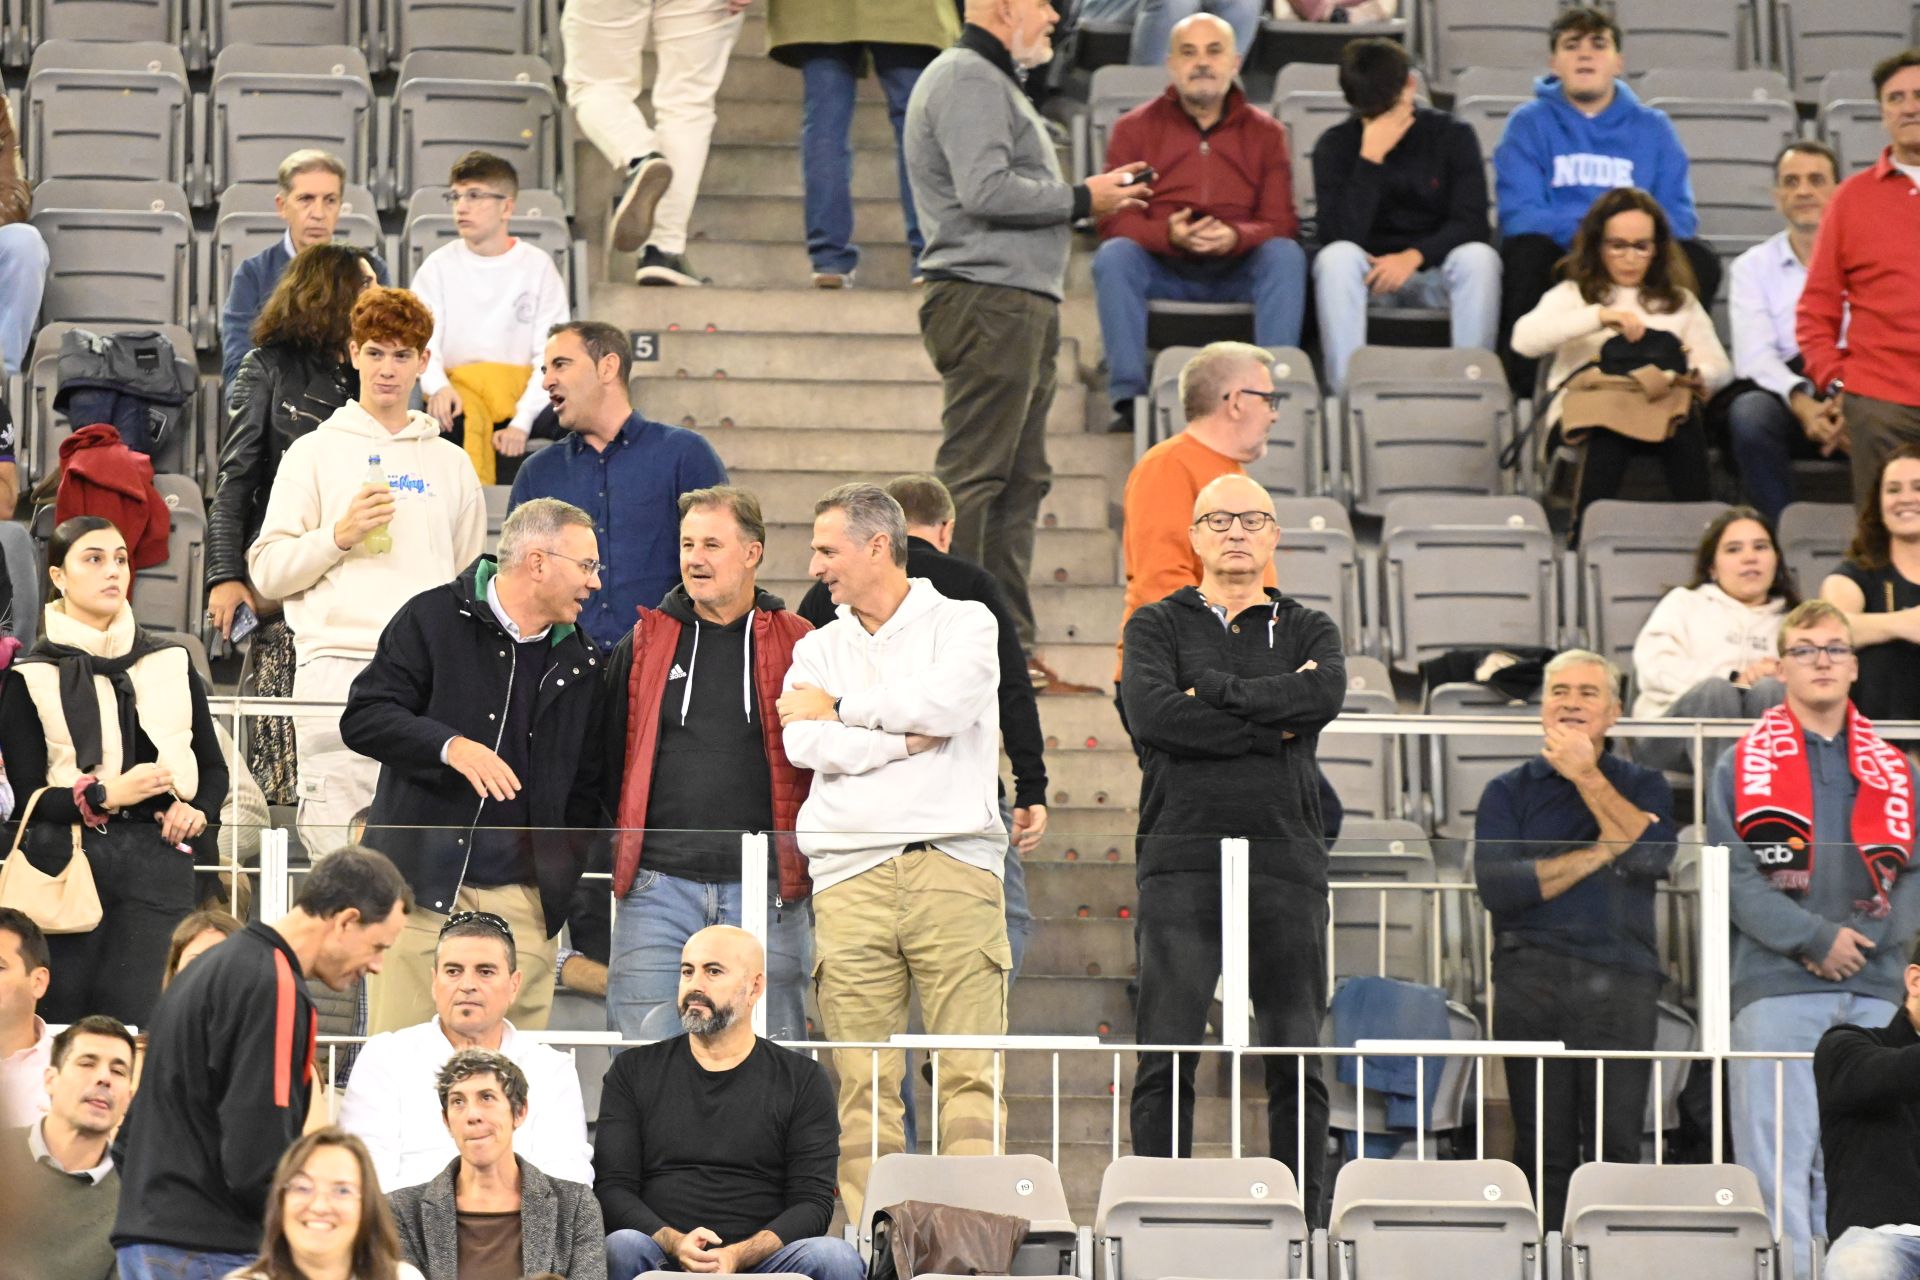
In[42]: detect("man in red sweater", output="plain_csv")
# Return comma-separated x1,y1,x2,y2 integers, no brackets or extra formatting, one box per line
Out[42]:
1796,48,1920,506
1093,13,1306,432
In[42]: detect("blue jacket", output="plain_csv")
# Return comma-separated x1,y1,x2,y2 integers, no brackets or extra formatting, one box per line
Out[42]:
507,411,728,651
1494,76,1698,247
220,236,391,384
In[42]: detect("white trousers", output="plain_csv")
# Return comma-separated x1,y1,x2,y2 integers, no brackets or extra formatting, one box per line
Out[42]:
292,654,382,860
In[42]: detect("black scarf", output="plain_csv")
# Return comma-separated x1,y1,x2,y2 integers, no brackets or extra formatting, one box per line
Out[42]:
16,626,175,776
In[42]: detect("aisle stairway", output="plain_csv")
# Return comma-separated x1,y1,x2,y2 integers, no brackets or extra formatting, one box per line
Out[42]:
578,19,1264,1217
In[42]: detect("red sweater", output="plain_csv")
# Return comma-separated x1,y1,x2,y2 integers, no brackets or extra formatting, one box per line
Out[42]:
1099,86,1299,257
1797,148,1920,408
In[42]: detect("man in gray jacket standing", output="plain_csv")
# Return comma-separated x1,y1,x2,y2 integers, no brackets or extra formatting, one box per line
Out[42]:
905,0,1149,685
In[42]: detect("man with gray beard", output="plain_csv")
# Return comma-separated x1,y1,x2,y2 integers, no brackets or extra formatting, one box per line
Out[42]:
592,927,861,1280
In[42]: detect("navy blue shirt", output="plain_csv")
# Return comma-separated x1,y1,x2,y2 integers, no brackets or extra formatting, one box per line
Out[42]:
1473,752,1678,975
507,411,727,651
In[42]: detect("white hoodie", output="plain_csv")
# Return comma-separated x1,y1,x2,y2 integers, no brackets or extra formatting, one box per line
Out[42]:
247,400,486,664
782,578,1005,893
1630,582,1788,719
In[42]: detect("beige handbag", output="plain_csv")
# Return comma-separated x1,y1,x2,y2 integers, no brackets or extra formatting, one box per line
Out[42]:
0,787,102,933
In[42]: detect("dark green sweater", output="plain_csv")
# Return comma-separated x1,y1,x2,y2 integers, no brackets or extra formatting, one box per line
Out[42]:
0,1125,120,1280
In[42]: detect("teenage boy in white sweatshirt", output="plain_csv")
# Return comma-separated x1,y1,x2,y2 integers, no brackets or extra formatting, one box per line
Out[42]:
249,286,487,857
776,482,1008,1215
412,150,570,486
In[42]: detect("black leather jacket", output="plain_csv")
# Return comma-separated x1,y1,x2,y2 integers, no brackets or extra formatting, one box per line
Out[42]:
208,343,355,590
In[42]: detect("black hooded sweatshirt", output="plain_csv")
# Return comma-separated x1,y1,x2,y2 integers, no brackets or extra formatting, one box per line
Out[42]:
1121,586,1346,889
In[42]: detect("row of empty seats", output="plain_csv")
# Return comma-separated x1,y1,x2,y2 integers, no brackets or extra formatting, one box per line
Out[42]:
16,41,572,212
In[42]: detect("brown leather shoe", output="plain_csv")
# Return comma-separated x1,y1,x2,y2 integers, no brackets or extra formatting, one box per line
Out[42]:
1027,656,1098,696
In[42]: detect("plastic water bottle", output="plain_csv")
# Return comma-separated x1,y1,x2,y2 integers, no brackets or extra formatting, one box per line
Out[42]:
363,454,393,555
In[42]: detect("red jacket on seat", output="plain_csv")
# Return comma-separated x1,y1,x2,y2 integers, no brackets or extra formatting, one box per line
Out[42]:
54,423,170,569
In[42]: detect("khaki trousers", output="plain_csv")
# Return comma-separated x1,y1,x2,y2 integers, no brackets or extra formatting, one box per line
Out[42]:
812,847,1012,1215
365,882,557,1034
1844,393,1920,508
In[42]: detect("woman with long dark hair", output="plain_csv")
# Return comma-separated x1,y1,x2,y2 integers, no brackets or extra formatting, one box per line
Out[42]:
0,516,229,1025
1820,444,1920,721
228,1129,421,1280
1511,187,1730,521
208,242,376,804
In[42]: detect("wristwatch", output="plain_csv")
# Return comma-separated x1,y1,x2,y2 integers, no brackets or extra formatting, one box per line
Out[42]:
832,696,843,721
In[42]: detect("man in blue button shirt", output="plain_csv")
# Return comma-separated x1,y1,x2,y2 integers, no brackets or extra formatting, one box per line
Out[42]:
1473,647,1676,1229
509,321,727,652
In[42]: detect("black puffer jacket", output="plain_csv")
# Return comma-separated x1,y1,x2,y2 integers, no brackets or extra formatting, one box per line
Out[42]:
207,343,355,590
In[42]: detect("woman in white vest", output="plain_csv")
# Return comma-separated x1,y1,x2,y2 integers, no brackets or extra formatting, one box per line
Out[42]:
0,515,229,1026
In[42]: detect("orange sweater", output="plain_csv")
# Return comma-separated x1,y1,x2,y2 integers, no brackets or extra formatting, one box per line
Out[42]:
1116,431,1276,681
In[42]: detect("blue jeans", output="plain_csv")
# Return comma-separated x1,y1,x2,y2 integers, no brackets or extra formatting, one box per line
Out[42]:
1732,990,1899,1280
1129,0,1261,63
800,44,927,274
115,1244,257,1280
1725,386,1821,524
1312,239,1502,394
1827,1228,1920,1280
1092,236,1308,404
606,1230,867,1280
607,869,812,1042
0,221,50,378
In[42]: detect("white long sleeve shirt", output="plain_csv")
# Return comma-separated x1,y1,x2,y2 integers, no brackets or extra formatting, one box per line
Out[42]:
1630,583,1787,719
411,237,569,432
337,1017,593,1191
1511,280,1731,426
782,578,1006,892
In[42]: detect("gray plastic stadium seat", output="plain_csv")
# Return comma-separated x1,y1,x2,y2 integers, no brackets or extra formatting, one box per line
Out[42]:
1328,1158,1541,1280
1609,0,1751,74
1324,1000,1480,1146
1561,1162,1776,1280
483,483,511,555
1327,840,1435,982
1639,71,1797,240
858,1154,1082,1277
1141,345,1200,453
1340,347,1513,517
207,0,355,54
208,181,382,346
400,185,584,314
1775,0,1913,104
1428,683,1539,844
19,320,200,487
26,0,180,48
1272,498,1361,649
210,44,376,193
1777,501,1853,598
387,0,538,62
0,522,42,647
1427,0,1561,94
1078,64,1165,182
24,40,191,188
137,474,207,636
1578,500,1729,671
1818,70,1886,174
1095,1156,1309,1280
30,179,193,331
1380,496,1555,673
1333,816,1428,852
389,51,562,209
1643,1000,1697,1145
1453,67,1536,207
1328,685,1401,826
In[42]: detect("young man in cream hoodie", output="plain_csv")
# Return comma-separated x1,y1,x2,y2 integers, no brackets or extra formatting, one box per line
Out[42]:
775,482,1006,1213
249,286,486,858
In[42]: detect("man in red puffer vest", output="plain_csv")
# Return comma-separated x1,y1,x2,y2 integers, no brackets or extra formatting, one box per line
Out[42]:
600,485,813,1042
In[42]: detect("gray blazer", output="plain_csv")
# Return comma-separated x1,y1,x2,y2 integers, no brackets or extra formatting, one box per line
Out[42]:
388,1155,607,1280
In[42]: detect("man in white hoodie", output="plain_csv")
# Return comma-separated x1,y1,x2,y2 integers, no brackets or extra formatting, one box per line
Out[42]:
249,285,487,858
776,482,1007,1213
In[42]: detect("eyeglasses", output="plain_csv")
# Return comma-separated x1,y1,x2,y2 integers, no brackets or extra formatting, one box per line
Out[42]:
1192,510,1276,533
1224,387,1285,408
440,909,513,939
540,548,605,578
1783,642,1856,665
1602,238,1657,257
284,1177,360,1206
442,189,510,207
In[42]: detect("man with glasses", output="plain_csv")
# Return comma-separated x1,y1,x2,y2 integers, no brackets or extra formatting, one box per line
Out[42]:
410,151,570,486
510,321,728,653
342,497,610,1033
1710,599,1920,1280
1121,472,1345,1223
341,911,592,1191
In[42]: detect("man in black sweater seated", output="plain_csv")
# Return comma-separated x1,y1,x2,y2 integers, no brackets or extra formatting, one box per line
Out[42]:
594,925,862,1280
1815,939,1920,1280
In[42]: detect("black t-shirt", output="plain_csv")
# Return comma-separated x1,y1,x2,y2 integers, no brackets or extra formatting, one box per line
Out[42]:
1835,560,1920,721
593,1036,838,1247
466,632,556,886
642,613,775,882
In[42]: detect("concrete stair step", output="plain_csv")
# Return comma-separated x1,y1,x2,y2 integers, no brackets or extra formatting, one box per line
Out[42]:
636,377,1089,433
1008,974,1136,1037
1026,814,1137,856
597,284,926,336
704,143,908,200
633,331,1079,387
598,236,919,292
640,50,841,103
1024,917,1135,978
731,471,1110,530
708,97,898,147
996,1043,1252,1099
695,194,908,243
1032,584,1128,649
758,523,1115,585
1036,696,1128,748
1040,748,1142,808
1025,862,1139,918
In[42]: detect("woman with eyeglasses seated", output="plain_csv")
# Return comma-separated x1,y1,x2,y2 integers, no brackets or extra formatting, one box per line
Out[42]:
1510,187,1730,528
1820,445,1920,723
386,1049,605,1280
226,1128,424,1280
